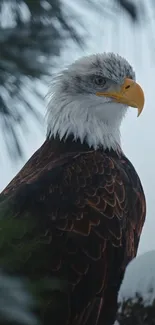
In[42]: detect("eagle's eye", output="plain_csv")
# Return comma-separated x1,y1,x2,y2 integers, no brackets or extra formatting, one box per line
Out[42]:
94,76,106,86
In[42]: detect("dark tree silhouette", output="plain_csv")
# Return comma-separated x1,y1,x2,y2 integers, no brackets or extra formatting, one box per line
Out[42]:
117,296,155,325
116,251,155,325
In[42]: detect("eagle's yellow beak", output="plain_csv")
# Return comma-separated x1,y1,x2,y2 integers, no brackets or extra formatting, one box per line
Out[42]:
96,78,145,117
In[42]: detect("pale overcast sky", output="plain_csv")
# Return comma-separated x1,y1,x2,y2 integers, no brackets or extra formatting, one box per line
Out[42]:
0,1,154,255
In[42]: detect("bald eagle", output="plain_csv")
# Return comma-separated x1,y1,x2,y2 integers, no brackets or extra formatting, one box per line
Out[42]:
0,53,146,325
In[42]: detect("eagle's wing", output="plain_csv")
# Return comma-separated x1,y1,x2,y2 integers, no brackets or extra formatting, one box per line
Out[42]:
0,146,146,325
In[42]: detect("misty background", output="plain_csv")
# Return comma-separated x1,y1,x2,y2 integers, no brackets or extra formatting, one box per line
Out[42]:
0,0,154,255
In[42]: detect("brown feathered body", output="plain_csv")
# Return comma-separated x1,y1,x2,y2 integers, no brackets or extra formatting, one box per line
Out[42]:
1,136,146,325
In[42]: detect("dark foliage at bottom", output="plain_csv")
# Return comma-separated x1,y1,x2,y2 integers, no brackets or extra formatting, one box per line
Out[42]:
117,295,155,325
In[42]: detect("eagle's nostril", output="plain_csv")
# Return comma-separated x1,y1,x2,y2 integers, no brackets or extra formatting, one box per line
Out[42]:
125,85,130,90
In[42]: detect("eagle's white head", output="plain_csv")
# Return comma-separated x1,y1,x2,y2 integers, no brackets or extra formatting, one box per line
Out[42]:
47,52,144,151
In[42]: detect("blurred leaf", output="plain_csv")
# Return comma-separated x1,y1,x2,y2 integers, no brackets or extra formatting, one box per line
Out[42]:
116,0,138,21
0,272,39,325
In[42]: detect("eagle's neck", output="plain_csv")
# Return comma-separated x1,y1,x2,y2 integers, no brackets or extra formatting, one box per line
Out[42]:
46,135,122,157
46,94,122,151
